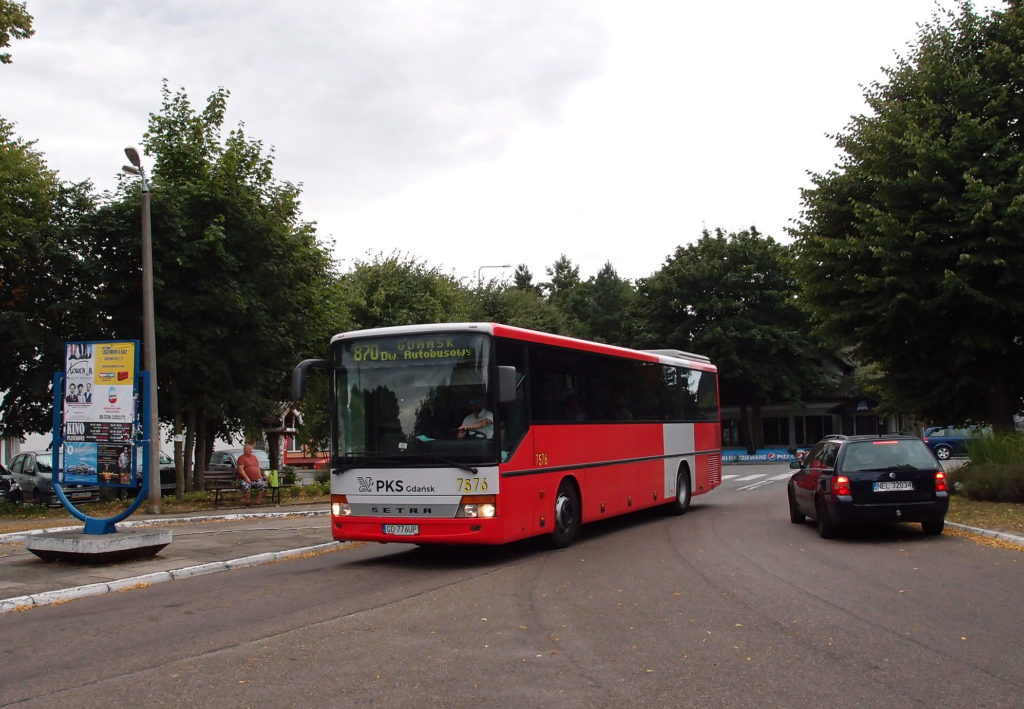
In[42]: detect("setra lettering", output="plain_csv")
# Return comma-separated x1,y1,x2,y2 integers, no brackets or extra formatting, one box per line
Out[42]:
371,507,433,515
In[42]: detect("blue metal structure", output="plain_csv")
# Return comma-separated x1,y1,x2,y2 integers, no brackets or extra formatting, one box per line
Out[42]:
51,370,152,535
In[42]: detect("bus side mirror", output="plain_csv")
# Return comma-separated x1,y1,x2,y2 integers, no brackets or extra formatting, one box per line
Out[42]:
498,366,517,403
291,359,328,400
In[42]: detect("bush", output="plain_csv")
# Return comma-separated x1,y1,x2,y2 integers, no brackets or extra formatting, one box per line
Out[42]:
280,467,297,486
952,433,1024,502
954,463,1024,502
301,482,330,497
313,468,329,485
966,432,1024,463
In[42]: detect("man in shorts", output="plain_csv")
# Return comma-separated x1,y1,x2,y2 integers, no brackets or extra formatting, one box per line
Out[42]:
237,444,267,505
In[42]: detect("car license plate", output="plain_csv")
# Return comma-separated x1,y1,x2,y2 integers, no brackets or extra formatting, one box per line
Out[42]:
69,491,91,499
382,524,419,536
873,481,914,492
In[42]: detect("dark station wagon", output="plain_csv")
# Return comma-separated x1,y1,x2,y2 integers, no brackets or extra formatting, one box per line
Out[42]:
787,434,949,538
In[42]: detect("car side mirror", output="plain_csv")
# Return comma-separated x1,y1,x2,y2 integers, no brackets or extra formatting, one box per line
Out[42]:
789,461,802,469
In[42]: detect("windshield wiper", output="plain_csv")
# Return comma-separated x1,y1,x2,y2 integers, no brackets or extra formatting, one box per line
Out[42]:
337,455,478,474
417,454,478,474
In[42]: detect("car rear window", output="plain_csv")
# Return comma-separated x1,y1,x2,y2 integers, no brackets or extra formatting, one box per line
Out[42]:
843,440,936,471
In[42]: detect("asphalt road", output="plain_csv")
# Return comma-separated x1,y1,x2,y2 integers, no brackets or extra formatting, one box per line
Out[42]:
0,463,1020,707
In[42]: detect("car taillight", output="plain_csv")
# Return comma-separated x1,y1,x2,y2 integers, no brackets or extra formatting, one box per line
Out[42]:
934,471,948,493
834,475,851,496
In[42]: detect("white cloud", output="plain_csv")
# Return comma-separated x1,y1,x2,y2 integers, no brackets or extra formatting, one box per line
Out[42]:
1,0,1003,283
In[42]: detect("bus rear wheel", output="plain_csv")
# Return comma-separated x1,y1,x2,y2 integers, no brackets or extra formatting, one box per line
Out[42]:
550,479,581,548
668,468,691,515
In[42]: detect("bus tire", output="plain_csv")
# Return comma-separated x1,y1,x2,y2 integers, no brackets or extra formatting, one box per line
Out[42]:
667,467,691,515
550,479,581,548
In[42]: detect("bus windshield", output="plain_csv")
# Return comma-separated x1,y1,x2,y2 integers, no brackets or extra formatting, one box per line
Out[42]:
332,333,495,466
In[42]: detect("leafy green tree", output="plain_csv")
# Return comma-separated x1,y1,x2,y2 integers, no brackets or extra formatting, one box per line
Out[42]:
100,83,335,484
639,228,824,450
793,1,1024,430
468,282,568,333
336,252,470,329
542,254,580,303
577,261,637,345
540,254,591,337
512,264,542,294
0,0,32,64
0,118,101,435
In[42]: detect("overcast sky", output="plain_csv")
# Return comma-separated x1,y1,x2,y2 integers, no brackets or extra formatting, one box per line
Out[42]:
1,0,1003,283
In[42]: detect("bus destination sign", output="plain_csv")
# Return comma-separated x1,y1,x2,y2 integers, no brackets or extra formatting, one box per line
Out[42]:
350,336,476,363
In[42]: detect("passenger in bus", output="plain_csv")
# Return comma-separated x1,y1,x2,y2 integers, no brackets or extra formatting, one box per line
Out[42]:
565,394,586,421
457,397,494,438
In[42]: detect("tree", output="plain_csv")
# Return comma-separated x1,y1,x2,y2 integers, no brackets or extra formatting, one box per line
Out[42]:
793,1,1024,430
468,281,568,333
0,0,33,65
577,261,637,345
638,228,825,450
336,252,470,330
100,83,335,486
0,117,101,436
512,263,542,294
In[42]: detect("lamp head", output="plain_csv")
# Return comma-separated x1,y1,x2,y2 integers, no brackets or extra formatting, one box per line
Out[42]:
124,146,142,167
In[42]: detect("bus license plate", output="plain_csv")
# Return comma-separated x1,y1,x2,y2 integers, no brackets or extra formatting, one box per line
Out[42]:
383,524,419,536
873,481,914,492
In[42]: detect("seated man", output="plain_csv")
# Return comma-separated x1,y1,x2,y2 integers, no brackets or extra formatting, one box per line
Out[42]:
236,444,268,505
457,397,493,438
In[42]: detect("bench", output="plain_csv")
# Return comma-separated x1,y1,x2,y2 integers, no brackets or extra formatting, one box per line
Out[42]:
202,470,287,507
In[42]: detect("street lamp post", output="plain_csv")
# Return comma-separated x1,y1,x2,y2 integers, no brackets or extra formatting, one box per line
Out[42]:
123,146,161,514
477,264,511,287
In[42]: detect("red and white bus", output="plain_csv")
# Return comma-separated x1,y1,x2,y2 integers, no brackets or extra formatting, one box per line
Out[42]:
291,323,721,547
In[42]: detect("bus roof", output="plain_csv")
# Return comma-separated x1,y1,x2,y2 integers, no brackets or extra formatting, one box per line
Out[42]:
330,322,717,372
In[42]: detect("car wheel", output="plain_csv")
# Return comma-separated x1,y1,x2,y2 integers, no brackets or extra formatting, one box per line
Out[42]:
667,468,691,515
550,479,581,548
788,487,804,524
815,497,839,539
921,519,945,536
934,445,952,461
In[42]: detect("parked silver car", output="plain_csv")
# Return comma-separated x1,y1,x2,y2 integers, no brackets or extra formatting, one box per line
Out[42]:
6,451,100,507
207,448,271,473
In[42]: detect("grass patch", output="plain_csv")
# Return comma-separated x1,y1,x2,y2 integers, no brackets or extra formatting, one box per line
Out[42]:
947,496,1024,535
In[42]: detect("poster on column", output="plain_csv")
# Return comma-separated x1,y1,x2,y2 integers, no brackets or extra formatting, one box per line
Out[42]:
63,340,140,487
64,341,136,424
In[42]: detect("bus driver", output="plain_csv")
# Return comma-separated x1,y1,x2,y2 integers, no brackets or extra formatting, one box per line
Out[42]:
457,397,493,439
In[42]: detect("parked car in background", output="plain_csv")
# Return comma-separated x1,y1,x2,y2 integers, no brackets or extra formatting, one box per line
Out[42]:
6,451,100,507
130,449,177,495
1,462,23,505
788,434,949,538
922,425,991,460
207,448,271,474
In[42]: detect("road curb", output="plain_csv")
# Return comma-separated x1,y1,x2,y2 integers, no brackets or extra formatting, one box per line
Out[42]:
946,521,1024,547
0,540,344,615
0,508,328,544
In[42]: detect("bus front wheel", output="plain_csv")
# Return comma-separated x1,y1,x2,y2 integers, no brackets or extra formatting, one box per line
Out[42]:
550,479,581,548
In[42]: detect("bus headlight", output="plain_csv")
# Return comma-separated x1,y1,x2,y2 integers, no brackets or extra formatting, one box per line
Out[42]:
456,495,496,518
331,495,352,516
